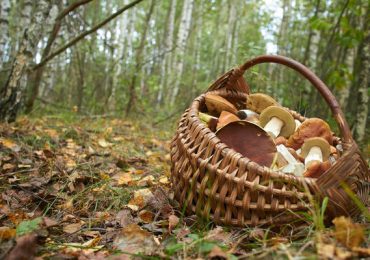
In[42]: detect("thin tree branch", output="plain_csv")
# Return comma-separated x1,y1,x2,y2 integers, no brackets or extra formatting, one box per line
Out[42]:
32,0,145,70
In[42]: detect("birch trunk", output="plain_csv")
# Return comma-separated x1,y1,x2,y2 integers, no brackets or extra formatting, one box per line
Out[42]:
126,0,155,115
353,7,369,144
0,0,11,68
157,0,176,105
170,0,194,105
224,2,237,69
0,0,52,122
109,0,130,110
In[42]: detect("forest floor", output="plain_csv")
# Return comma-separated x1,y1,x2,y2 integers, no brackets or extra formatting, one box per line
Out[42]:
0,114,369,259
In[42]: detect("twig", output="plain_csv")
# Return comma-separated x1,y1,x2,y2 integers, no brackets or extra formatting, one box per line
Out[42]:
33,0,145,70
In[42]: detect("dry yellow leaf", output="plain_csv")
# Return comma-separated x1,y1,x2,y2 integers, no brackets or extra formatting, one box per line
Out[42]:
98,138,112,148
0,138,20,152
333,216,365,249
0,226,16,239
63,223,82,234
112,172,132,186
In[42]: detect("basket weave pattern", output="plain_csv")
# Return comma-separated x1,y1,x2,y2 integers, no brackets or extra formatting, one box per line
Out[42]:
170,55,369,226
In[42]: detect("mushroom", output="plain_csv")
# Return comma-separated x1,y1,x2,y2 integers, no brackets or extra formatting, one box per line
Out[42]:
295,119,302,131
216,111,240,130
287,118,333,150
199,112,218,132
237,110,260,125
259,106,296,138
276,144,304,176
304,160,331,178
237,109,258,120
205,94,237,116
301,137,331,169
216,121,277,167
275,136,288,146
246,93,279,113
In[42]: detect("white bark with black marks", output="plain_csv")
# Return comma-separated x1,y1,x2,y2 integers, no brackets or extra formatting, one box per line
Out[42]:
0,0,11,67
170,0,194,105
0,0,52,122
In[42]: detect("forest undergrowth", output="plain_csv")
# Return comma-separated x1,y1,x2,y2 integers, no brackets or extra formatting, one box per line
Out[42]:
0,113,369,259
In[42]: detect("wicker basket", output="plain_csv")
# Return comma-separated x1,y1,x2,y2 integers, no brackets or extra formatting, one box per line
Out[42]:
170,55,369,227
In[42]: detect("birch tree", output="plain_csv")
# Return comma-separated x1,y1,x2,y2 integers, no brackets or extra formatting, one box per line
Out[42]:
157,0,177,105
353,6,369,143
0,0,52,122
170,0,194,105
0,0,11,68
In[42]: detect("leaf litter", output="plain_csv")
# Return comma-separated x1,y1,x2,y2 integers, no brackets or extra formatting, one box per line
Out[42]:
0,116,368,259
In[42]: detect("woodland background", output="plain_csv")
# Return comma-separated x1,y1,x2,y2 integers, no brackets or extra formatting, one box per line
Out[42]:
0,0,368,148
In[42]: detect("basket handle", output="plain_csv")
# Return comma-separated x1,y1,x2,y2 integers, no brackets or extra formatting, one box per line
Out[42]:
225,55,353,143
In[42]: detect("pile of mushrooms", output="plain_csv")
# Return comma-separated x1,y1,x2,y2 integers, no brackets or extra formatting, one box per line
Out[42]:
199,92,340,178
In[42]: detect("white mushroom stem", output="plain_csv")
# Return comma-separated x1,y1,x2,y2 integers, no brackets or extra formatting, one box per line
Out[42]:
304,146,323,167
277,145,304,176
263,117,283,138
238,109,258,118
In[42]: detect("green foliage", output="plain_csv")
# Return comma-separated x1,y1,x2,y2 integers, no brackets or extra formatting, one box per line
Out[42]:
16,217,43,236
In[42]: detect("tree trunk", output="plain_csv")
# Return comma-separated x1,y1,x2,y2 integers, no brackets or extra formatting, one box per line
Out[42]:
0,0,52,122
224,2,237,69
0,0,11,68
170,0,194,105
353,7,369,144
24,0,93,114
126,0,155,115
108,0,131,110
157,0,177,105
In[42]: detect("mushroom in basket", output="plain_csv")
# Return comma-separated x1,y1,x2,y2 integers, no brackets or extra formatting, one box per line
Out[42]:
246,93,279,113
205,93,237,116
301,137,331,178
216,121,277,167
259,106,296,138
287,118,333,150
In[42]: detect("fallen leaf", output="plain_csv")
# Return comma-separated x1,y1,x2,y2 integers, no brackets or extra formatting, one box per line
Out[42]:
112,172,132,186
208,245,228,260
42,217,58,228
113,224,156,255
98,138,112,148
0,138,21,152
0,226,16,239
317,243,335,259
207,226,231,244
137,175,155,187
138,210,155,223
63,223,82,234
116,209,135,227
159,176,169,184
168,215,179,233
127,188,154,211
333,216,365,248
6,233,39,260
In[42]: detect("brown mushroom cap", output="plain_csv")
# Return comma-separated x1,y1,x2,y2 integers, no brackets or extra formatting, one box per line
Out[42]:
216,111,240,130
304,160,331,178
216,121,277,167
301,137,331,161
205,94,237,116
246,93,279,113
287,118,333,150
259,106,296,138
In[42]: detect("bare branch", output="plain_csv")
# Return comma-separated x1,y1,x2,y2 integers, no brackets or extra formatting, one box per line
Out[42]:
33,0,145,70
